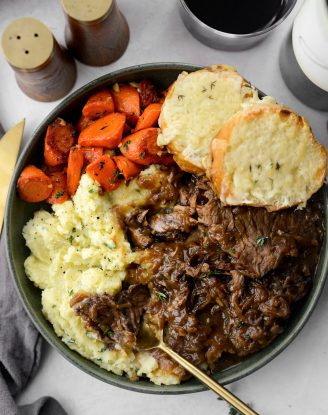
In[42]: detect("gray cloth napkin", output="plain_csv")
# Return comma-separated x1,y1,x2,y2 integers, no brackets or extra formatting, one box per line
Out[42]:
0,234,67,415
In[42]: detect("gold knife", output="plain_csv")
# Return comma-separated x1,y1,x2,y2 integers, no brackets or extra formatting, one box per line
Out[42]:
0,119,25,231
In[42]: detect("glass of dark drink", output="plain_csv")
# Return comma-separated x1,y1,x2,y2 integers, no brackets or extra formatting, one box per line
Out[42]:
178,0,297,50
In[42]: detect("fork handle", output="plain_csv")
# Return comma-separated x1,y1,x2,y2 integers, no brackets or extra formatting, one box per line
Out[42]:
159,343,259,415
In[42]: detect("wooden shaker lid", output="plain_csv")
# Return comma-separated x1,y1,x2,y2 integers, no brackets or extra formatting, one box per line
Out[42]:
61,0,113,22
2,18,54,70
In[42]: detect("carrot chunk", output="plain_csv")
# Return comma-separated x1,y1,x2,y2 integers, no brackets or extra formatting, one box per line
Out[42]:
46,170,69,204
78,113,126,149
86,154,121,192
82,89,115,119
82,147,104,164
17,165,53,203
67,147,84,195
77,115,95,133
120,128,164,165
44,118,77,166
113,155,143,180
135,103,162,131
112,84,140,125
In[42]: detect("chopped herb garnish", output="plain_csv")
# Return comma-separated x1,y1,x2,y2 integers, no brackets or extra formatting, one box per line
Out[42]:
156,291,167,301
256,235,268,246
139,152,146,159
88,189,94,194
256,164,262,170
67,289,74,295
112,82,120,92
208,95,214,100
249,165,252,172
95,358,102,362
123,140,131,152
228,407,240,415
114,169,120,177
178,94,185,101
55,191,64,199
237,320,246,328
210,269,222,275
99,346,107,353
129,81,139,88
99,161,105,170
228,247,236,254
210,81,216,89
99,125,108,131
103,328,115,338
276,162,281,170
68,235,74,244
202,87,207,93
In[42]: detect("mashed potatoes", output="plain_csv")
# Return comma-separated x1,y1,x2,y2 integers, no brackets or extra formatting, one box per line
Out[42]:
23,168,180,385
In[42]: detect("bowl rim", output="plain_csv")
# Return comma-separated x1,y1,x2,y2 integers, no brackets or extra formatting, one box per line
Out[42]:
5,61,328,394
178,0,298,39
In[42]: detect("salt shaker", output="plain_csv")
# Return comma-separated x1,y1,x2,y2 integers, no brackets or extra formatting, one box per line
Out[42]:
61,0,129,66
1,17,76,102
279,0,328,110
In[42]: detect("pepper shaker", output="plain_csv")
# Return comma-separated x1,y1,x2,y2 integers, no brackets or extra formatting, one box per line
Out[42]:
61,0,129,66
1,17,76,102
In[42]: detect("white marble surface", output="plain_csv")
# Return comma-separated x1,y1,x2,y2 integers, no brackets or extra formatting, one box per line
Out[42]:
1,1,328,414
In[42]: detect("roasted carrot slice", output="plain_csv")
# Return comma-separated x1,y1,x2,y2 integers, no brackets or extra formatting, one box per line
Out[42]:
135,103,162,131
77,114,95,133
82,89,115,119
78,113,126,149
120,128,163,165
112,84,140,125
44,118,77,166
82,147,104,164
46,170,69,204
113,155,143,180
67,146,84,195
86,154,121,192
17,165,53,203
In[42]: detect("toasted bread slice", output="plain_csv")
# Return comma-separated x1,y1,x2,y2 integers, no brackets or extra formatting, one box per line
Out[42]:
210,104,327,211
157,64,268,174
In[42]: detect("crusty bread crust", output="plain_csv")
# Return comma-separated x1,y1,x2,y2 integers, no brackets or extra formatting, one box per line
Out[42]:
210,104,327,211
158,64,262,174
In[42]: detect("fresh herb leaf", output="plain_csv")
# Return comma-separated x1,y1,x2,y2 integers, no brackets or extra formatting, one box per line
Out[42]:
256,235,268,246
139,152,146,159
67,289,74,295
178,94,185,101
237,320,246,328
68,235,74,244
88,189,94,194
99,346,107,352
210,81,216,89
114,169,120,177
201,87,207,93
228,247,236,254
228,407,241,415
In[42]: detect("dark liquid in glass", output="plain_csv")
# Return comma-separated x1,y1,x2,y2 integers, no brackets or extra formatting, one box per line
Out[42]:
185,0,285,34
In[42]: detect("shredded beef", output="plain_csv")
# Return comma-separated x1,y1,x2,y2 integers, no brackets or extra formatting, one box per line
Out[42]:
71,167,323,378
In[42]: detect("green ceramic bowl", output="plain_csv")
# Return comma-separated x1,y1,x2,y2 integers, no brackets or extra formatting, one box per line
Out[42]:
5,63,328,394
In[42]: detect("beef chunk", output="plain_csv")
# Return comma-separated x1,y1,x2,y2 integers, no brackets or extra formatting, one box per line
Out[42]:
149,206,197,234
71,285,150,351
137,80,162,109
